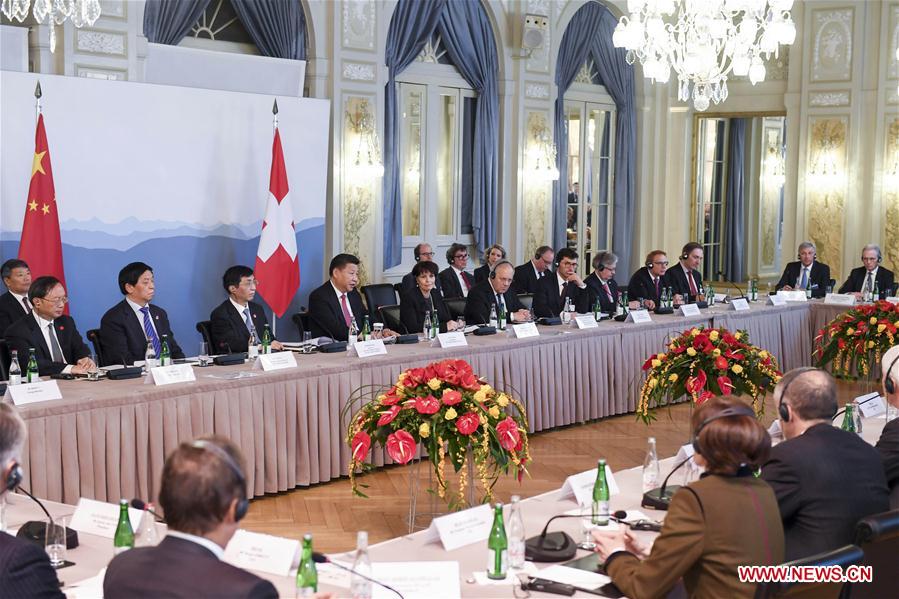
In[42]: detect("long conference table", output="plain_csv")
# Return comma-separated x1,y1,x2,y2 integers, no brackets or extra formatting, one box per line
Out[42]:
13,301,850,505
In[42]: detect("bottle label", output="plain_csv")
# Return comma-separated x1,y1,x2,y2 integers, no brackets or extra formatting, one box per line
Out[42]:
487,548,508,576
113,545,131,555
9,374,21,386
509,540,525,568
248,345,259,359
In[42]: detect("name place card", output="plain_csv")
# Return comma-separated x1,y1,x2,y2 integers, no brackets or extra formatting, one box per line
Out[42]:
149,364,196,386
625,309,652,323
731,298,750,311
350,339,388,358
560,464,620,507
855,392,887,418
714,293,728,304
69,497,143,538
679,303,702,317
7,380,62,406
767,294,787,306
825,293,856,306
574,315,599,329
778,290,808,302
437,331,468,348
886,297,899,305
371,561,461,599
223,529,299,577
256,351,298,371
512,322,540,338
424,503,493,551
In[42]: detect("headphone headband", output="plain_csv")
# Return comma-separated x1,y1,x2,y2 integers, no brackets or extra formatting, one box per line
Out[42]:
885,354,899,395
692,405,756,454
191,440,249,521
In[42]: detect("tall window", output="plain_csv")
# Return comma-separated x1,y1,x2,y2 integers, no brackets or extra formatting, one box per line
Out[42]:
695,118,728,281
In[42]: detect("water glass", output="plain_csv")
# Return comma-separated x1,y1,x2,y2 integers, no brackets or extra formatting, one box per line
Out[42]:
198,342,210,366
45,517,67,567
578,503,596,550
457,316,466,329
86,353,100,381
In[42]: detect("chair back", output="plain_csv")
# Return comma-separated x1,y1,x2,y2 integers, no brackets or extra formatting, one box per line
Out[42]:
86,328,105,366
362,284,398,314
753,544,863,599
444,297,467,320
850,510,899,598
292,310,311,338
0,338,9,380
829,278,837,291
379,304,404,334
196,321,214,350
517,293,534,311
393,282,404,297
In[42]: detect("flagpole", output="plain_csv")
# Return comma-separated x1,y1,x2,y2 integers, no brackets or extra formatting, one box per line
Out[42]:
270,98,279,338
34,81,42,122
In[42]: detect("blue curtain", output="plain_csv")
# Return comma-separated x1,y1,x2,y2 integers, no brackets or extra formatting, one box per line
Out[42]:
230,0,307,60
437,0,500,260
554,1,637,277
143,0,211,45
381,0,447,270
724,118,747,282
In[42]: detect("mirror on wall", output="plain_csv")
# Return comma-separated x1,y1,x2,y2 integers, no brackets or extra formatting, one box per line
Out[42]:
691,113,787,284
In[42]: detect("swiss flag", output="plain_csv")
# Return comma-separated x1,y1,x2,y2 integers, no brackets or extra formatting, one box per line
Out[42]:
254,127,299,317
19,113,68,312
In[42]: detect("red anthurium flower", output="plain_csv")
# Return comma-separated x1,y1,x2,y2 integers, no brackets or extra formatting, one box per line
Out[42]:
460,372,480,390
414,394,440,415
692,335,709,349
642,354,657,371
377,405,401,426
351,430,371,462
717,375,734,395
456,412,480,435
386,430,416,464
441,389,463,405
685,369,707,394
697,390,714,404
496,417,521,451
715,356,729,370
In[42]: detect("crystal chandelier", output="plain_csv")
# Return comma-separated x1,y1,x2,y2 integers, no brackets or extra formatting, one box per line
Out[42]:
612,0,797,111
2,0,101,52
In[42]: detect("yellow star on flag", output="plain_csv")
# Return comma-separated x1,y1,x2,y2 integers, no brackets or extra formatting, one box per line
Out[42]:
41,203,50,215
32,151,47,177
28,200,38,211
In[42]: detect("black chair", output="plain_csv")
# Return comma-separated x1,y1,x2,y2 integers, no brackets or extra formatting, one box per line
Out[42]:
292,309,311,338
517,293,534,311
393,282,404,297
379,304,405,334
829,278,837,291
86,329,105,366
362,284,398,315
445,297,466,320
754,544,863,599
850,510,899,598
196,320,214,350
891,283,898,297
0,339,9,380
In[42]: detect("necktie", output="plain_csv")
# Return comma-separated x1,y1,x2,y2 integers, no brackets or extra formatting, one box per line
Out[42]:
243,308,257,336
22,297,31,314
688,270,698,296
140,306,162,357
48,322,64,363
496,293,505,313
340,294,352,327
654,277,659,297
800,268,808,290
559,281,567,300
602,281,613,303
462,272,471,291
864,273,873,294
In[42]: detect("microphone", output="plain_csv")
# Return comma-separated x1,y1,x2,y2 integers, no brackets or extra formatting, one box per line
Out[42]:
213,342,246,366
612,510,663,532
311,552,403,599
525,513,599,562
130,498,166,523
15,485,80,549
106,354,143,380
641,455,693,511
716,272,747,303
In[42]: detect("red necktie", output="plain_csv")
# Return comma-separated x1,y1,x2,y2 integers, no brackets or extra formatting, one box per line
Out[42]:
654,277,660,297
602,281,613,303
340,294,352,327
462,272,471,291
688,271,697,295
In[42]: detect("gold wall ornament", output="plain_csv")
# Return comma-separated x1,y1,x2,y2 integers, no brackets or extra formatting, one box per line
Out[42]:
523,111,553,251
884,118,899,273
761,126,785,267
807,117,848,278
342,96,380,287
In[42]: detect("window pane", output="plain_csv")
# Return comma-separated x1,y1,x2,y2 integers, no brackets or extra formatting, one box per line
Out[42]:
566,105,581,250
436,93,457,236
400,85,424,237
459,97,476,235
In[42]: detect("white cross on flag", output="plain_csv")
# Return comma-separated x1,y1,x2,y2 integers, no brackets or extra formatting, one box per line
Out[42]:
254,127,299,317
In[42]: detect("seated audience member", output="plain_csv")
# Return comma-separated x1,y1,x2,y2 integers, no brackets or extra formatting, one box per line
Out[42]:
584,251,620,314
399,261,461,335
473,244,507,284
103,436,278,599
775,241,831,298
438,243,474,299
99,262,185,366
761,368,889,560
838,244,895,299
0,403,65,598
0,259,32,337
5,276,95,376
210,266,283,354
399,243,441,294
627,250,669,310
464,260,529,325
513,246,554,294
877,345,899,507
593,397,784,599
667,242,705,304
532,248,591,317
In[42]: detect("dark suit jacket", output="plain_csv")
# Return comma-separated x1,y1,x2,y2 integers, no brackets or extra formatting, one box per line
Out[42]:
400,270,442,295
399,288,453,335
628,267,663,305
838,266,895,298
103,535,277,599
99,300,185,366
0,291,29,338
512,262,546,294
761,423,890,560
532,273,591,317
463,281,525,325
307,281,367,341
876,417,899,495
666,265,704,302
4,313,91,375
438,267,473,299
775,261,831,298
584,272,619,314
0,531,64,598
209,300,272,353
473,264,490,284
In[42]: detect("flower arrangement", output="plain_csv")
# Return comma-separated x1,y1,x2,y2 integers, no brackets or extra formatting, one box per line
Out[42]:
343,359,531,508
814,300,899,378
638,326,782,423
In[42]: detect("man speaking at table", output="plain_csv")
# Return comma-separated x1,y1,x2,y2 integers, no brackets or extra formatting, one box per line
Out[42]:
838,244,895,300
775,241,830,298
103,436,278,599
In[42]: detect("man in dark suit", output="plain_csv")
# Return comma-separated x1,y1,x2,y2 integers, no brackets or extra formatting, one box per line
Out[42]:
513,245,554,294
210,265,283,354
761,368,890,560
775,241,831,298
0,403,65,598
399,242,442,294
464,261,529,325
308,253,379,341
438,243,474,299
5,276,95,376
0,259,32,337
533,248,591,317
667,242,705,303
877,345,899,506
584,251,620,314
99,262,185,366
104,436,278,599
838,244,895,299
627,250,669,310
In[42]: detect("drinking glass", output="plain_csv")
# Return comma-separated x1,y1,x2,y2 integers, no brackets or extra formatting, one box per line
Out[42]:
578,503,596,550
86,353,100,381
198,342,210,366
457,316,466,330
45,517,66,567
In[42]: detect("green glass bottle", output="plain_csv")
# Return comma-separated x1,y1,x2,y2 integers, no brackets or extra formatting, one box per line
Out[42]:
361,316,371,342
873,281,880,301
261,324,273,354
431,309,440,337
707,282,715,306
497,301,506,330
841,403,857,433
159,335,171,366
296,533,317,597
26,348,39,383
594,297,602,321
592,459,610,525
113,498,135,554
487,502,508,580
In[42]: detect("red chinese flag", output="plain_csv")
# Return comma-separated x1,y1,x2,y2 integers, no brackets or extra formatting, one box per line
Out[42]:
19,113,67,310
254,128,299,317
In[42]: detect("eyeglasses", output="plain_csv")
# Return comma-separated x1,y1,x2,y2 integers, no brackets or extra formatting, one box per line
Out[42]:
454,253,469,260
40,296,68,306
419,252,435,258
653,261,669,266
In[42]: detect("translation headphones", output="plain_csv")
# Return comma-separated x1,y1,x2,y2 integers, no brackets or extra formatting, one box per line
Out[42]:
862,248,883,264
489,260,514,280
192,440,249,522
885,355,899,395
691,405,756,455
777,367,817,422
4,461,23,492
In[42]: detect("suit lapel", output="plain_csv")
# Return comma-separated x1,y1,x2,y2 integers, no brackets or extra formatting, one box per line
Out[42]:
121,300,148,348
228,302,250,336
54,319,72,363
25,316,52,360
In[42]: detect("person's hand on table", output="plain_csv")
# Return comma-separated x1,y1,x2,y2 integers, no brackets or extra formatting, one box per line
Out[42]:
642,299,656,311
72,357,96,374
271,340,284,351
593,528,651,561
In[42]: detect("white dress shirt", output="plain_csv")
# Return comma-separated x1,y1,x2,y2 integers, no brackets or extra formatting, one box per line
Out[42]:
795,264,813,288
165,530,225,560
452,266,470,298
126,297,159,339
331,282,355,321
10,291,30,313
33,312,73,374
